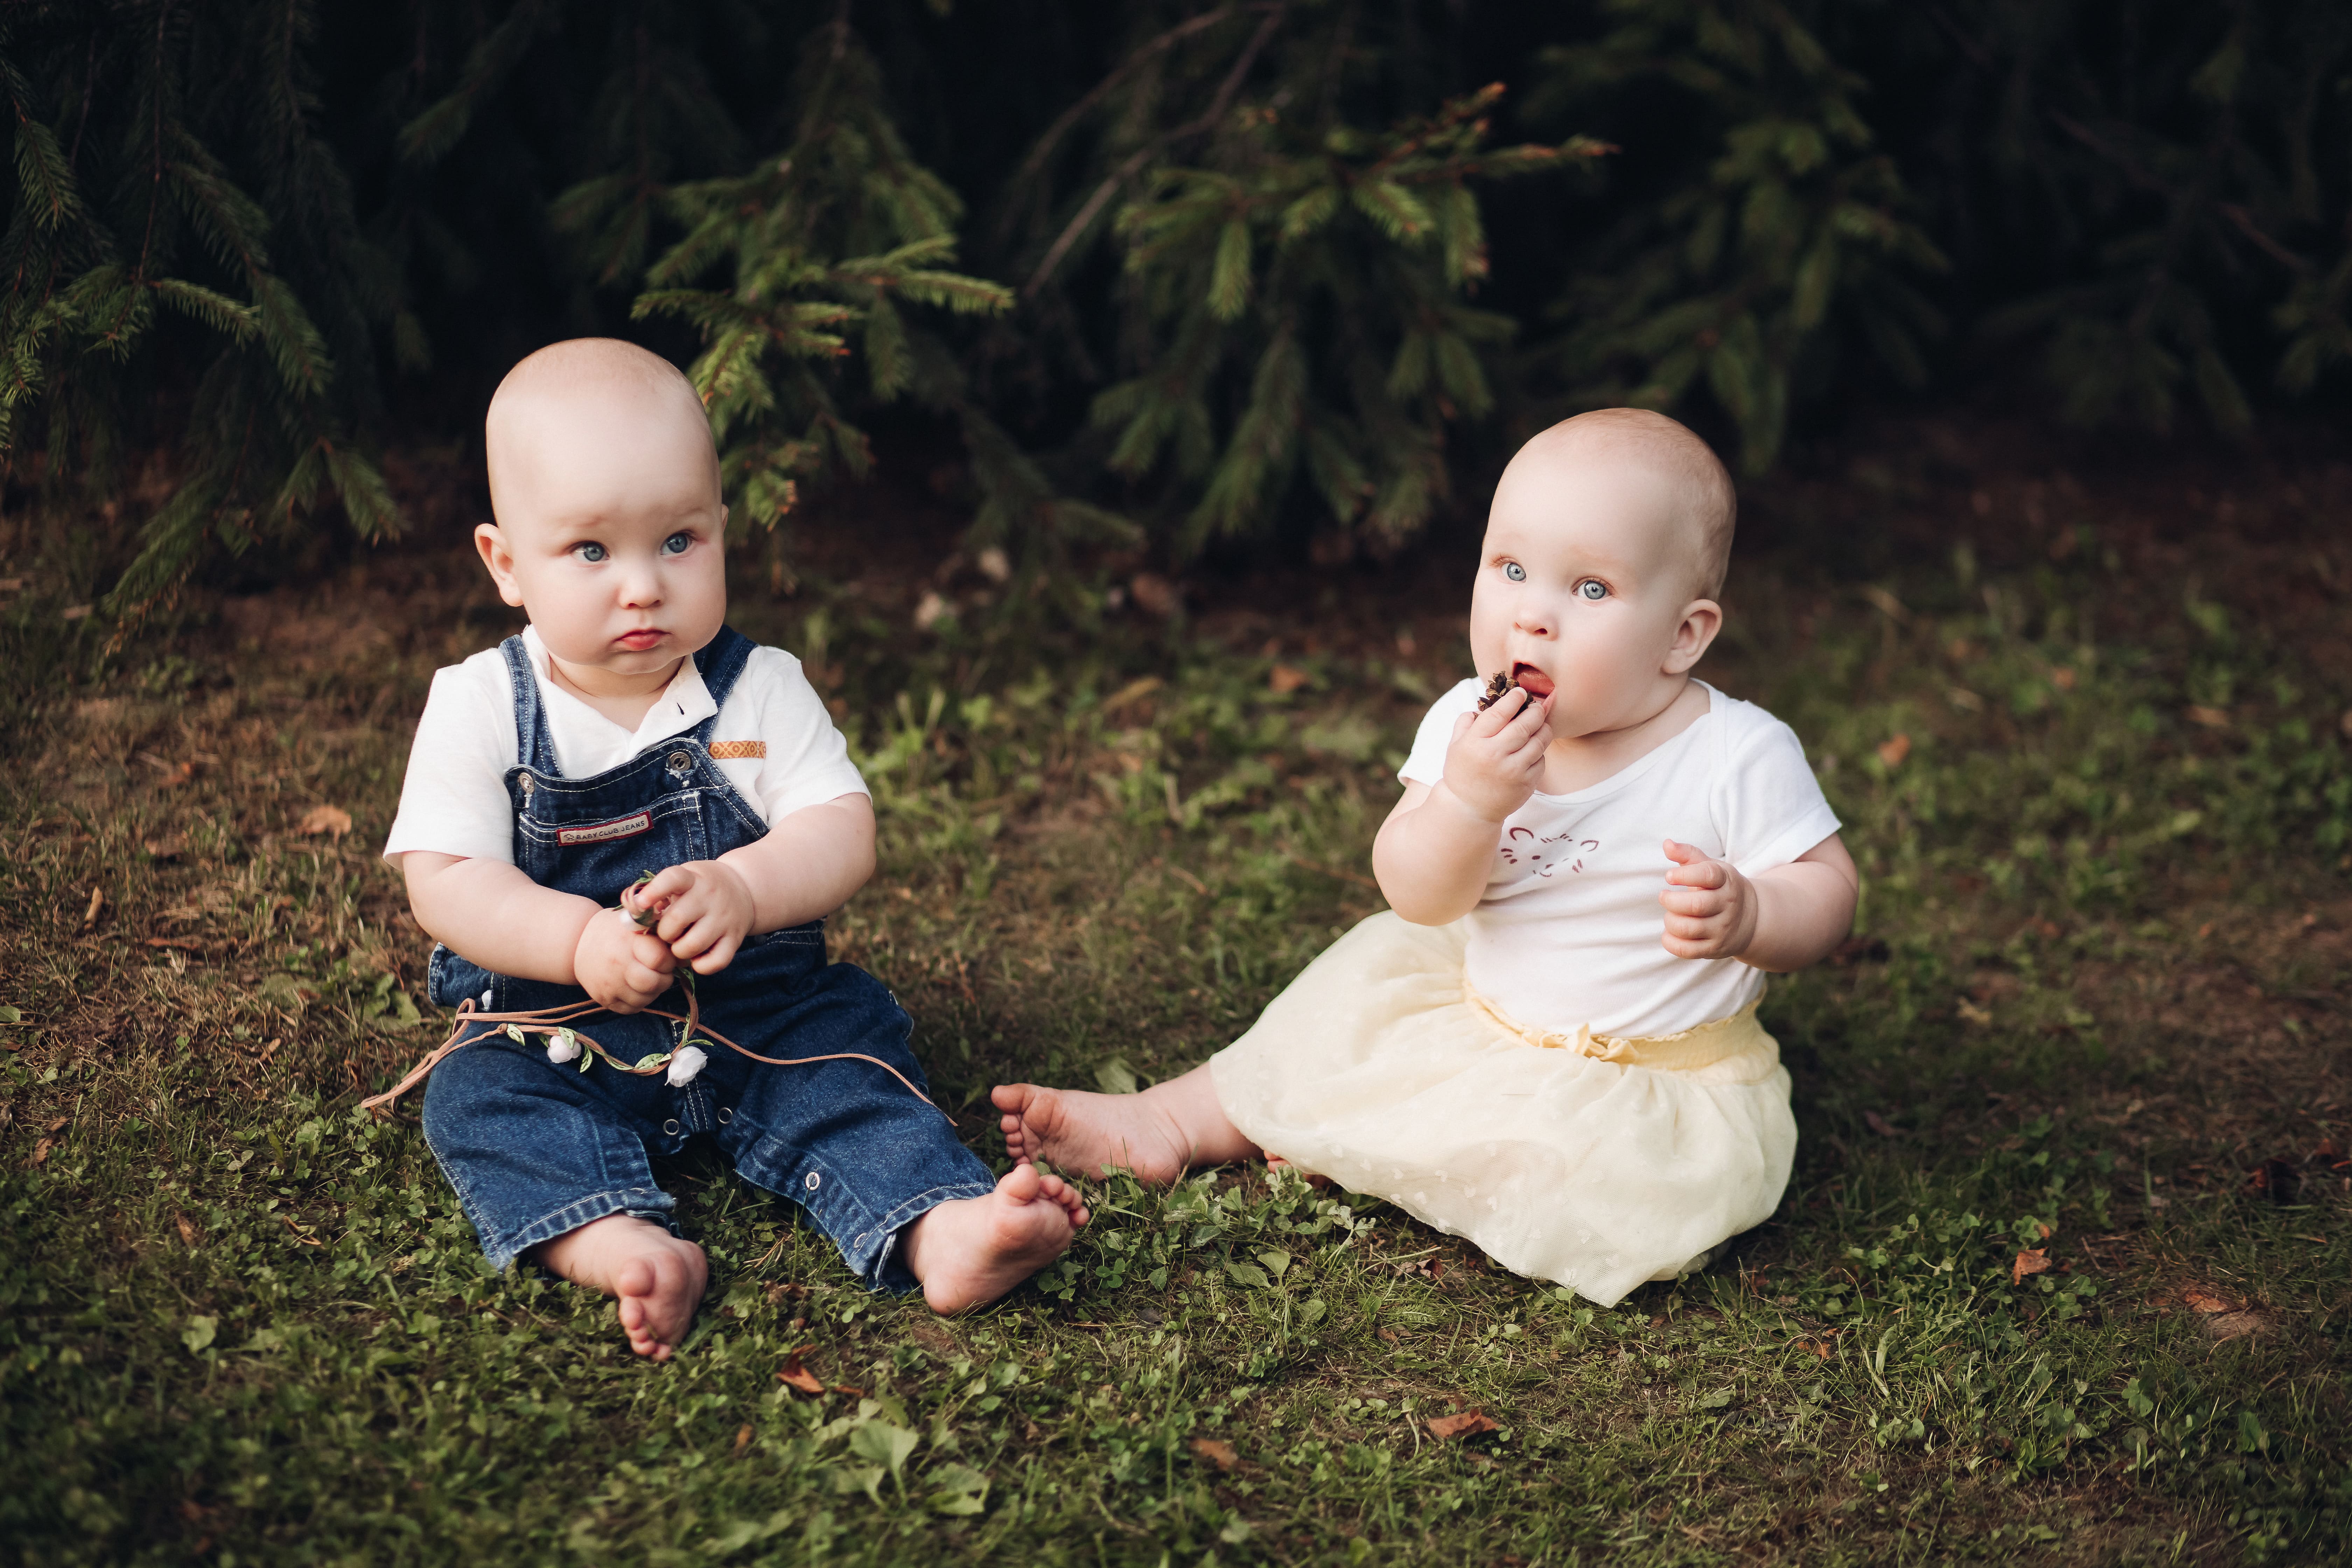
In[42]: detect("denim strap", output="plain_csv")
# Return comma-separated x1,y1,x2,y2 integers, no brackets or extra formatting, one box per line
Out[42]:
688,625,755,734
499,634,560,774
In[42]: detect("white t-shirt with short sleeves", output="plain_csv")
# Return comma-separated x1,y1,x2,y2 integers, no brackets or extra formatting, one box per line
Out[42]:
383,624,867,866
1398,678,1840,1039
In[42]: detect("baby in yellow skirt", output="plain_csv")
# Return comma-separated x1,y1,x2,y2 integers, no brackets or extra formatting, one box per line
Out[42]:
993,408,1858,1305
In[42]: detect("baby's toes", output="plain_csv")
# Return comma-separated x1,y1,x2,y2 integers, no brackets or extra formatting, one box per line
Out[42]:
619,1297,658,1356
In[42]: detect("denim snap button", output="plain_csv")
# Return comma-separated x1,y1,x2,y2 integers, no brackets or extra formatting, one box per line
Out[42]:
662,1118,681,1136
666,750,692,773
716,1106,732,1125
517,775,534,797
803,1171,821,1192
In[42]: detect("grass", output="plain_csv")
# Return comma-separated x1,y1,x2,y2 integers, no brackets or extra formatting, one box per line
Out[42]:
1,441,2348,1565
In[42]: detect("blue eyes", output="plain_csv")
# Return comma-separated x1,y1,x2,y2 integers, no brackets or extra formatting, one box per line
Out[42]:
1498,561,1608,600
572,533,694,562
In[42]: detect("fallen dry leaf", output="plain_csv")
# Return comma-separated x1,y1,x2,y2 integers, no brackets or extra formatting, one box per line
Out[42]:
2011,1248,2050,1286
776,1348,825,1395
1128,572,1180,618
1876,733,1911,768
176,1213,199,1247
1268,663,1309,694
80,887,104,928
1189,1437,1238,1472
298,804,354,838
1427,1411,1500,1441
143,836,186,860
2186,705,2231,729
2205,1310,2270,1342
2181,1289,2232,1315
27,1138,57,1168
2247,1158,2302,1205
732,1424,752,1456
1863,1110,1898,1137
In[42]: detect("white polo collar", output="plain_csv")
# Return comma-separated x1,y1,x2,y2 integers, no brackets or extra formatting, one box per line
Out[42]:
520,623,717,758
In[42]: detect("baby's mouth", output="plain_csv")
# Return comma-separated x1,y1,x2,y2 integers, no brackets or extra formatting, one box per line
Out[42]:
1511,663,1555,699
615,628,666,652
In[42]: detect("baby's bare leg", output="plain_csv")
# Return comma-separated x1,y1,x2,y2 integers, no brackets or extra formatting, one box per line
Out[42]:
533,1214,708,1361
991,1064,1259,1185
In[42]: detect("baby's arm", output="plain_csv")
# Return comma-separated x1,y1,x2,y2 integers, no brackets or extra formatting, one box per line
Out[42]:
1657,833,1858,973
1372,689,1550,925
629,793,876,976
402,853,678,1011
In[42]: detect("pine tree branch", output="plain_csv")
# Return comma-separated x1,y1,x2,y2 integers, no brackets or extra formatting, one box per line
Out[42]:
997,4,1248,243
1024,3,1287,300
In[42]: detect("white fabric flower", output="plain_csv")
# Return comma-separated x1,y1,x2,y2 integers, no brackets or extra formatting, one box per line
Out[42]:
545,1029,581,1065
665,1045,708,1087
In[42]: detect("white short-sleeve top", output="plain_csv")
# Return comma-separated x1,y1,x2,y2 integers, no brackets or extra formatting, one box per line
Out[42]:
383,624,868,866
1398,679,1841,1039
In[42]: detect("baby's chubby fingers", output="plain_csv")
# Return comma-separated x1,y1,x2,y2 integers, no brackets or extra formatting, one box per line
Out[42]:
1660,928,1726,960
1661,910,1725,942
1661,838,1729,887
1464,684,1535,736
671,921,743,975
628,929,678,975
629,864,699,922
1659,883,1729,918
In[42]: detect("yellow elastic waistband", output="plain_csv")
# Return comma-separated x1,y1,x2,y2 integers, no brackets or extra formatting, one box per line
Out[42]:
1463,987,1775,1073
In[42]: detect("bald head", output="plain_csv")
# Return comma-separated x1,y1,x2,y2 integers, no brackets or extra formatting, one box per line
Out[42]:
485,339,718,529
1498,409,1736,598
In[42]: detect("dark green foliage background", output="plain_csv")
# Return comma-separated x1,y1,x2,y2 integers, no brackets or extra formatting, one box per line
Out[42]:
5,0,2351,607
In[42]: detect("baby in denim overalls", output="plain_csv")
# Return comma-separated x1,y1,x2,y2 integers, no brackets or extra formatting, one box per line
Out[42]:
384,338,1087,1358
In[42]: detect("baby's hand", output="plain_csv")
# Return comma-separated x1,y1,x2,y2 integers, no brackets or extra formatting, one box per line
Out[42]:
1658,839,1758,960
573,903,679,1013
1440,686,1552,823
630,861,757,976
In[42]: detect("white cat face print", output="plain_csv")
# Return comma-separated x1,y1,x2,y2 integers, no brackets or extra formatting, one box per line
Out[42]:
1497,826,1599,878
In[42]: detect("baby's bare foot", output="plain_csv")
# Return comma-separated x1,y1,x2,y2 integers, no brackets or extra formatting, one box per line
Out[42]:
903,1164,1089,1315
990,1081,1197,1185
533,1214,708,1361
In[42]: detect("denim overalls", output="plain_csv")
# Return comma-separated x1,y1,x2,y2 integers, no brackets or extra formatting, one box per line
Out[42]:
420,626,994,1288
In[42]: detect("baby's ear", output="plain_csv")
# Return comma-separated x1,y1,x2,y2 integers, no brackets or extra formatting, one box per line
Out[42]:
1664,598,1723,673
474,523,526,608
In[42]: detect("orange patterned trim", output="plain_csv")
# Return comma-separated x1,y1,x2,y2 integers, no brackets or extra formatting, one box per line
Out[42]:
707,741,766,760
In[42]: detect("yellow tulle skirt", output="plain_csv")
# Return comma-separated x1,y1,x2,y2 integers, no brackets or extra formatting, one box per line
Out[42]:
1208,912,1797,1307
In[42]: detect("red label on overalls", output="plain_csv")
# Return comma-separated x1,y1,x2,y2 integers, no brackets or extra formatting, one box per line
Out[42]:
556,811,653,847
